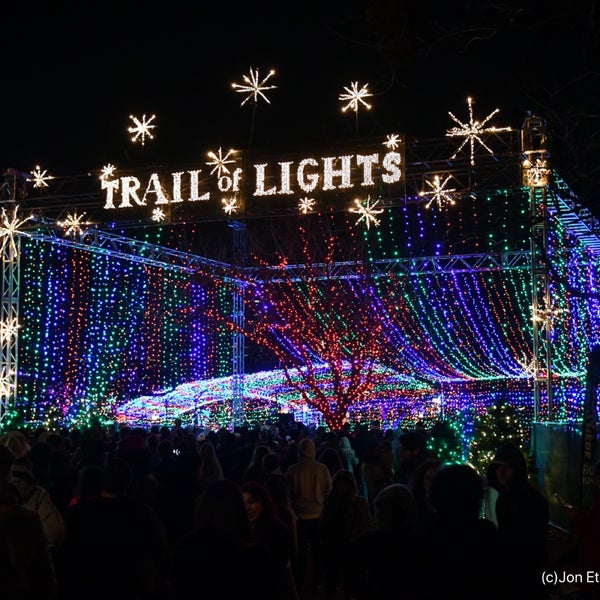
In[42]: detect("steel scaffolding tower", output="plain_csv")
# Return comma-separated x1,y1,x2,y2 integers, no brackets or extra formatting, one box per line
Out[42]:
522,115,554,421
0,230,21,426
229,220,247,429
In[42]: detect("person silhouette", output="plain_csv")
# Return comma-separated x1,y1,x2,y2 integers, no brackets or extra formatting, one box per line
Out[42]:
486,442,550,599
0,444,58,599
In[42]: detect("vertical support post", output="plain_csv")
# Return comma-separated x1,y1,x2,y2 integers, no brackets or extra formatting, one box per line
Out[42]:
0,223,21,426
522,115,553,422
229,220,247,429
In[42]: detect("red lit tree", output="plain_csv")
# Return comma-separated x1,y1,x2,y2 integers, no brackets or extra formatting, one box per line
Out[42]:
198,216,387,430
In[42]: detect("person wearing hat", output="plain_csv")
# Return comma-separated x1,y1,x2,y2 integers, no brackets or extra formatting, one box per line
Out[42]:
0,443,58,598
0,430,66,551
486,441,550,599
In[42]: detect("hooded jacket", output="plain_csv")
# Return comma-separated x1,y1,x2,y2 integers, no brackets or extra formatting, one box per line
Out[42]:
285,438,332,520
338,436,359,473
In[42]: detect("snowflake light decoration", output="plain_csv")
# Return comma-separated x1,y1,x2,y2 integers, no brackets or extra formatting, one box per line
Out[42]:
222,197,239,215
517,355,537,377
522,155,551,187
58,212,91,237
28,165,53,188
531,304,568,331
349,195,383,230
100,164,116,181
128,113,156,146
206,147,236,178
0,377,15,398
0,317,20,342
419,174,457,209
298,197,316,214
446,96,511,166
0,205,33,256
339,82,372,114
383,134,401,150
151,208,166,222
232,68,277,107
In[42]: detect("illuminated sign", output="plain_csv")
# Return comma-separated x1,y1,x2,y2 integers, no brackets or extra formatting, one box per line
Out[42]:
100,139,405,219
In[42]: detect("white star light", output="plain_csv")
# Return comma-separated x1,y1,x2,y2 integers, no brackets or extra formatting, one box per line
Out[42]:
58,212,91,237
232,68,277,107
517,356,537,377
222,198,239,215
151,208,166,222
0,206,33,255
384,134,401,150
28,165,53,188
349,195,384,230
206,147,236,178
419,175,457,209
100,164,116,181
0,377,15,398
298,197,316,214
523,156,551,187
0,317,20,342
339,82,372,114
531,304,568,331
446,97,512,166
128,113,156,146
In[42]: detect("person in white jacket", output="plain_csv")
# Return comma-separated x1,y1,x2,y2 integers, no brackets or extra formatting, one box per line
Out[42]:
0,430,66,552
285,437,332,589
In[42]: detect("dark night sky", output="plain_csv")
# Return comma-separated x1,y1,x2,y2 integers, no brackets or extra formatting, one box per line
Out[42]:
2,1,599,214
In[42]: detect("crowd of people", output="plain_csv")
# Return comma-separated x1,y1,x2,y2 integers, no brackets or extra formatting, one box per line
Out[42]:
0,416,598,599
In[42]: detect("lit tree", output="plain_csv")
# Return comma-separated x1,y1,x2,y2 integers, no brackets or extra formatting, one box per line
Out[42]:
198,218,387,430
469,399,530,475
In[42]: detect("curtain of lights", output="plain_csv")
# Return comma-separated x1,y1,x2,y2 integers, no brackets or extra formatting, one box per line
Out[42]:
8,181,600,430
15,235,228,427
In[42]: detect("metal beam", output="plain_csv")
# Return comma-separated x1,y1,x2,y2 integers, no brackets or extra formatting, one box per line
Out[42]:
28,223,232,274
247,250,532,282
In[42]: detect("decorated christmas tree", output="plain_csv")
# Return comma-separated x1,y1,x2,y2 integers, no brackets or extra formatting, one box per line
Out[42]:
469,399,530,475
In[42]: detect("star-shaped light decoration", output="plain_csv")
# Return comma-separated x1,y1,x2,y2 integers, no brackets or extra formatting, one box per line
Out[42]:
522,156,551,187
206,147,237,178
151,208,166,222
446,97,512,166
419,174,457,209
0,376,15,398
28,165,53,188
339,82,372,114
222,197,239,215
128,113,156,146
0,205,34,256
517,355,537,378
298,197,316,214
57,212,91,237
349,195,384,230
0,317,20,342
232,68,277,107
100,164,117,181
531,304,569,331
383,133,401,150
